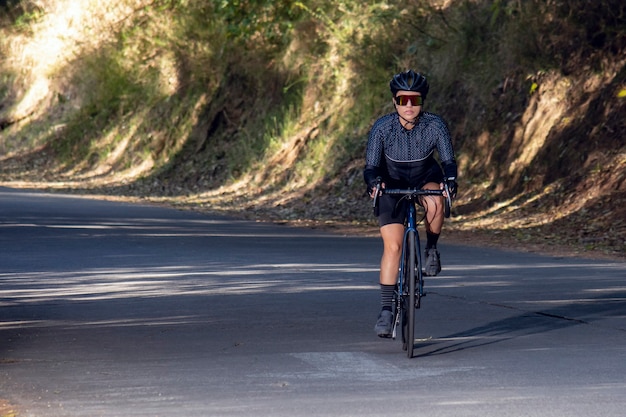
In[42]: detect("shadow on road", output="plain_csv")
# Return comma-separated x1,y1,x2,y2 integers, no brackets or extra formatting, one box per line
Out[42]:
414,291,626,357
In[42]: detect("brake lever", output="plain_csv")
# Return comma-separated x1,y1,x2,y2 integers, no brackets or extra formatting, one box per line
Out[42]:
372,182,381,208
371,177,382,208
443,182,453,216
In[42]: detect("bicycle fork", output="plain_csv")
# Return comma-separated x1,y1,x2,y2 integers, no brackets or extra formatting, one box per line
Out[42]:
391,202,418,340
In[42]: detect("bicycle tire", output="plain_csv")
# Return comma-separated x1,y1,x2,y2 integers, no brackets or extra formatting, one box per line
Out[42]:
406,229,417,358
401,299,408,351
415,225,424,309
400,243,409,351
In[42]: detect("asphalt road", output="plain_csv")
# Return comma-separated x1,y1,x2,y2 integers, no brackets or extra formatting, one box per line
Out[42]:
1,186,625,417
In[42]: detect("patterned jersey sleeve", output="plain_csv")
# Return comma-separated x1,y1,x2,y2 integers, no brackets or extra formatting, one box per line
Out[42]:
363,115,389,188
431,115,457,178
365,116,388,167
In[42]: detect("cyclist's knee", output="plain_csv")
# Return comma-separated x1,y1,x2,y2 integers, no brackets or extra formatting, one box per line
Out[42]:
423,194,443,210
382,235,403,258
383,241,402,256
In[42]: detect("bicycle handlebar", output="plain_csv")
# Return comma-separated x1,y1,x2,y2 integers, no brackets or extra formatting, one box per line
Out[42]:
371,177,453,218
372,187,444,207
383,189,444,196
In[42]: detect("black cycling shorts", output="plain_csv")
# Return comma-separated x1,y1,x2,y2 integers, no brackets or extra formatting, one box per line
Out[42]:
375,170,443,227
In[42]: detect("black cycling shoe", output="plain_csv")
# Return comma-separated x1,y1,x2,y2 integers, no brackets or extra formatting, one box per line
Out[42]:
374,310,393,338
424,248,441,276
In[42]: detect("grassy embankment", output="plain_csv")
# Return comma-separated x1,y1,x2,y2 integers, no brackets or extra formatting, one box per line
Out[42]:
0,0,624,257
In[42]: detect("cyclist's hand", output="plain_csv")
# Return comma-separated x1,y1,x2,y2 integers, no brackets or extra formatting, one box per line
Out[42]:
368,178,384,198
442,177,457,200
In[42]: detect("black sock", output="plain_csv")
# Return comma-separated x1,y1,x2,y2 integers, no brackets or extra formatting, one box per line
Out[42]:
426,232,440,250
380,284,395,311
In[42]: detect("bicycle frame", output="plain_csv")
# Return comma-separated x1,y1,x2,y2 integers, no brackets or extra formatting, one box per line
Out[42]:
371,181,450,357
404,198,425,301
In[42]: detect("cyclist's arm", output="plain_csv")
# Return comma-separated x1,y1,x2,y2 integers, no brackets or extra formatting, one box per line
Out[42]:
429,117,456,187
430,117,457,199
363,122,386,194
363,165,381,193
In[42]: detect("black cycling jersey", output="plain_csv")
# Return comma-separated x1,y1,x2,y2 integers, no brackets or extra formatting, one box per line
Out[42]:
363,111,457,189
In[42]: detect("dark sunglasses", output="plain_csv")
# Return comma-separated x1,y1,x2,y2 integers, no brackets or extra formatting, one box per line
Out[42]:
395,95,423,106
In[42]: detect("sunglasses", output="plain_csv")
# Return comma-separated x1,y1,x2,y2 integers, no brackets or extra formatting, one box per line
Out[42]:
395,95,423,106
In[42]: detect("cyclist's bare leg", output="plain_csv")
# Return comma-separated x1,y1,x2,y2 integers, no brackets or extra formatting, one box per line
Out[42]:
379,223,404,285
421,181,445,275
375,223,404,336
420,182,444,234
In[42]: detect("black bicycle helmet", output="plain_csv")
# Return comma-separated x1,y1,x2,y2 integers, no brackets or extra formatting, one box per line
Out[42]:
389,70,429,100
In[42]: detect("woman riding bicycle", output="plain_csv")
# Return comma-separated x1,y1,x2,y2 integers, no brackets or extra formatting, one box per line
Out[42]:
363,69,458,338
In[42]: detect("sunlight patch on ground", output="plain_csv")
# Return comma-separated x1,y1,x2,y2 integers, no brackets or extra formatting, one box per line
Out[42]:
4,0,149,121
0,264,378,306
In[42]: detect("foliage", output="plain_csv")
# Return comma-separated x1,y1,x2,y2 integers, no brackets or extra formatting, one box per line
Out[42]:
218,0,303,47
0,0,45,32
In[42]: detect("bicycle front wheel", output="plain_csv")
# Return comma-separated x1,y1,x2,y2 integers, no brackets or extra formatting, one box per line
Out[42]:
406,229,417,358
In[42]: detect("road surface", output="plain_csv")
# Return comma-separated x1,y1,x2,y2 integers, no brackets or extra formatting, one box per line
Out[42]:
1,187,625,416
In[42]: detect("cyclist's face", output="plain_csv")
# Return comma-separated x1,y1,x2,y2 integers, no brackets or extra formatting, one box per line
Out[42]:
394,91,422,120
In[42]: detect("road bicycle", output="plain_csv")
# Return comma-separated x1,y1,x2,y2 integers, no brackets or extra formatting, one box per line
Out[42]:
372,180,452,358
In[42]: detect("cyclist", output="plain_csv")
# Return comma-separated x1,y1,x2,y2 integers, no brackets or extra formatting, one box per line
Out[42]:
363,69,458,338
